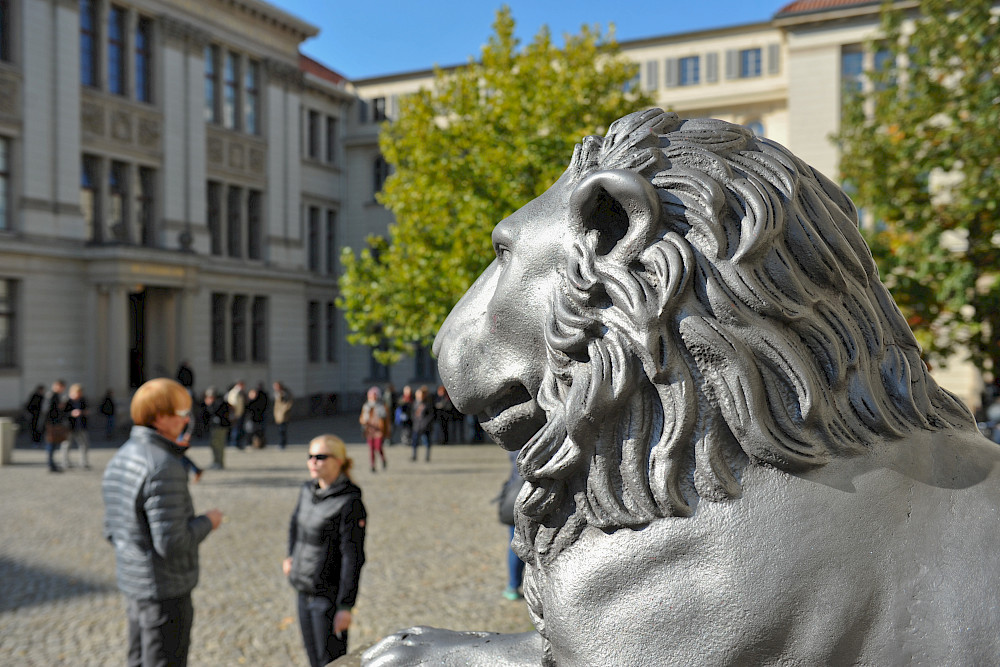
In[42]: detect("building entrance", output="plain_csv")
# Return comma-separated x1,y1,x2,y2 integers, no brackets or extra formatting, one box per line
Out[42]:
129,290,145,388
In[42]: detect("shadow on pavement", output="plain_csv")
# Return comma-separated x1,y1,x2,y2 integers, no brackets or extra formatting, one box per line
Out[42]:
0,556,116,612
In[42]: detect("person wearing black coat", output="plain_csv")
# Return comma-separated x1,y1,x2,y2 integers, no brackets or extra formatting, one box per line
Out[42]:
102,378,223,667
410,385,434,462
283,434,366,667
202,387,229,469
23,385,45,443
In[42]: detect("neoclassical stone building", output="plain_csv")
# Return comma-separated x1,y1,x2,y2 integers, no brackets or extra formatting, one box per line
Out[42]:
0,0,982,416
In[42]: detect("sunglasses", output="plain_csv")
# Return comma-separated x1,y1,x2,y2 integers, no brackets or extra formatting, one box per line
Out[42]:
307,454,331,461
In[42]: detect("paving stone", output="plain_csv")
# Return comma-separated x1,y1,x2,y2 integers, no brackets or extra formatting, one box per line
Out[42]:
0,416,532,665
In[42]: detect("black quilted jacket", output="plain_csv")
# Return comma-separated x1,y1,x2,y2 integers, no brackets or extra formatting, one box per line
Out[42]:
287,475,366,608
102,426,213,600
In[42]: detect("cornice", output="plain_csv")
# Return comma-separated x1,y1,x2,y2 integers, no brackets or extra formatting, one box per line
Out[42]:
159,14,211,50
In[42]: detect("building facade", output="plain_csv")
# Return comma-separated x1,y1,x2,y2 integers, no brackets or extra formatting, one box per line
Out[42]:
0,0,982,416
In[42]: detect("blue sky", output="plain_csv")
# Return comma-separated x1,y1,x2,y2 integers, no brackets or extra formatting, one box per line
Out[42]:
267,1,779,80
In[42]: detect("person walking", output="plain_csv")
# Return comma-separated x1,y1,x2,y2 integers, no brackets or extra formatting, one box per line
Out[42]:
381,383,395,446
246,383,269,449
360,386,388,473
272,382,294,449
101,389,116,440
434,385,455,445
410,385,434,462
497,450,526,601
62,383,91,470
225,380,247,449
395,385,413,448
283,434,366,667
102,378,223,667
42,379,68,473
23,385,45,444
202,387,229,470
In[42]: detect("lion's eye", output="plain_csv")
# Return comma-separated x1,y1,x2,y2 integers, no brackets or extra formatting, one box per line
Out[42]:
494,243,511,263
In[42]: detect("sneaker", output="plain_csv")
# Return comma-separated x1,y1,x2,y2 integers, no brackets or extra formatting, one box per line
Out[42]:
502,587,523,601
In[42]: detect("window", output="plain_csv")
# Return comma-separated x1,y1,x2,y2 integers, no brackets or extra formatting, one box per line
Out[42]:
369,347,389,381
109,161,127,241
251,296,267,362
135,18,152,102
874,47,894,91
108,6,126,95
247,189,262,260
307,206,320,271
204,45,218,122
325,210,336,275
0,279,15,368
231,294,246,362
223,51,238,129
137,167,155,247
227,186,242,257
841,45,864,94
373,156,390,195
414,344,432,380
307,301,320,362
372,97,387,122
326,116,337,164
80,0,99,87
746,120,765,137
325,301,336,362
623,70,640,93
211,293,227,363
307,110,320,159
81,155,99,241
244,60,259,134
740,48,762,78
357,99,368,124
0,0,10,62
0,137,8,231
207,181,222,255
679,56,700,86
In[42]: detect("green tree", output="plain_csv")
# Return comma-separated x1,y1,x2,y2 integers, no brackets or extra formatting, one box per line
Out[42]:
338,6,652,364
835,0,1000,380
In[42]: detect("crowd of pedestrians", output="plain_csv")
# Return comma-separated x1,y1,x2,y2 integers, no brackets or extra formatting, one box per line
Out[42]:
12,367,519,667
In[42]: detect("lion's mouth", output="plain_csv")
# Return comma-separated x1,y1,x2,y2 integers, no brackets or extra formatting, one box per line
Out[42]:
479,384,545,450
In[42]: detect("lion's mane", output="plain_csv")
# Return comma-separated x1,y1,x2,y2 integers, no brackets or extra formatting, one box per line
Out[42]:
514,109,975,573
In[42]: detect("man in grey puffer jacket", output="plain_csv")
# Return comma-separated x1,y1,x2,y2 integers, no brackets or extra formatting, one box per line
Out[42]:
103,378,223,667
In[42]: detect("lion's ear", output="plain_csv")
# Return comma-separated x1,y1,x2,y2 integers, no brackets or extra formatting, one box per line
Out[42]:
569,169,662,264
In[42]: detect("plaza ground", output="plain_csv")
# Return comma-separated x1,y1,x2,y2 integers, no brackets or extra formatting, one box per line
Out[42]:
0,416,532,666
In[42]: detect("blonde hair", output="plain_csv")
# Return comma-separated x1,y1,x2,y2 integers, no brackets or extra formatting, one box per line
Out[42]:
309,434,353,478
130,378,192,427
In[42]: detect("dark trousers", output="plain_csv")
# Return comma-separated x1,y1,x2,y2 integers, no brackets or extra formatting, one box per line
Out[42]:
297,592,347,667
277,421,289,448
126,594,193,667
411,431,431,461
228,419,244,449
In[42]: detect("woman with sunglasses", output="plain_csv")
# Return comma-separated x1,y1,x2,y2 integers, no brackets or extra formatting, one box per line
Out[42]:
283,434,367,666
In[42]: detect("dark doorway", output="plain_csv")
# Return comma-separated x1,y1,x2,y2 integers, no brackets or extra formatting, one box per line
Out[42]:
129,290,145,388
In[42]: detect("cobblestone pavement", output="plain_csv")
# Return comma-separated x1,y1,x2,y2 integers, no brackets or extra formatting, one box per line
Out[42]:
0,417,533,666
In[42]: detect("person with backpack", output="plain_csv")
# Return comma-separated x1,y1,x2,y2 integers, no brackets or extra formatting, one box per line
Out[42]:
497,450,526,600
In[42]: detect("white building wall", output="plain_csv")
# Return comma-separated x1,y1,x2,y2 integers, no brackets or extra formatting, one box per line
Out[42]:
162,44,188,236
21,0,58,235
